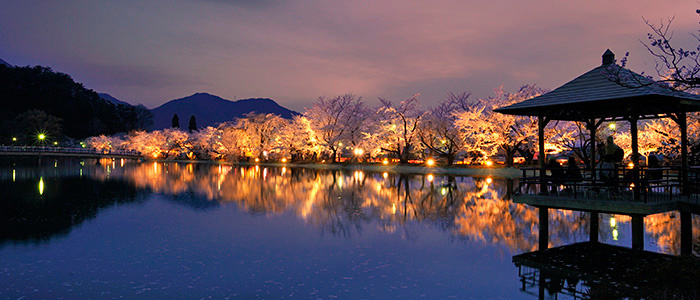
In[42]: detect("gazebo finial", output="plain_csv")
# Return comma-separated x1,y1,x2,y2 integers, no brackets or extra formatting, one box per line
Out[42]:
602,49,615,65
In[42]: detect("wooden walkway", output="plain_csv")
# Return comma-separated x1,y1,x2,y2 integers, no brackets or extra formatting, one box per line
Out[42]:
0,146,142,159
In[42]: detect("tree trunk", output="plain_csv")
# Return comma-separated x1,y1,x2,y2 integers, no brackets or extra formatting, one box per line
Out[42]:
505,147,515,167
446,154,455,166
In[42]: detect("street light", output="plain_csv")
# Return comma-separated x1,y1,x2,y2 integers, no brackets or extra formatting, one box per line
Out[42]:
38,133,46,141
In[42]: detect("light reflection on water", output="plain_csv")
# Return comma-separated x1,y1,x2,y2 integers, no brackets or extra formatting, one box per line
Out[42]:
0,159,697,299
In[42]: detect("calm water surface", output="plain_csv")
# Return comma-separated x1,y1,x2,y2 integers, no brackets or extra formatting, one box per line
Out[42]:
0,158,696,299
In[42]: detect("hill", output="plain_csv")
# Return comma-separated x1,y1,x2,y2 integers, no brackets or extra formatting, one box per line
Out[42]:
0,58,11,67
151,92,298,129
0,64,151,142
98,93,132,106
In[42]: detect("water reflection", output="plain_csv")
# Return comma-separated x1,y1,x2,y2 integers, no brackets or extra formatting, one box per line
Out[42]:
89,162,696,254
1,160,697,256
0,176,147,246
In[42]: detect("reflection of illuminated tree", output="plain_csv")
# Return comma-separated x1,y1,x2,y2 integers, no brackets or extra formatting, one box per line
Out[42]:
92,162,694,254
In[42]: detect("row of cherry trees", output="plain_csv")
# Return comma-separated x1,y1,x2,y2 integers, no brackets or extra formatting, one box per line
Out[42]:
86,85,700,166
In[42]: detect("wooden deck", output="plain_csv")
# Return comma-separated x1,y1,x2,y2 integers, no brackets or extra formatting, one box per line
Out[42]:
516,166,700,215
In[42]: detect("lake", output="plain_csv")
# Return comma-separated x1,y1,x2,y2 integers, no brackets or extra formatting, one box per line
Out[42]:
0,158,696,299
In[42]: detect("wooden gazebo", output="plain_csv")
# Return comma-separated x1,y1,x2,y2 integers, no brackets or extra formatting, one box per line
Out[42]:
495,49,700,199
494,50,700,252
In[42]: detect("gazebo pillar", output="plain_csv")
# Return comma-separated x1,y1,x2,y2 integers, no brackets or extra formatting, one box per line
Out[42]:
538,116,548,193
630,117,640,200
671,112,689,194
679,113,688,194
586,119,602,182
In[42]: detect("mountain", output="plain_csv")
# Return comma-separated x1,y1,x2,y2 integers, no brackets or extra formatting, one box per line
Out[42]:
0,58,12,67
151,92,299,129
98,93,132,106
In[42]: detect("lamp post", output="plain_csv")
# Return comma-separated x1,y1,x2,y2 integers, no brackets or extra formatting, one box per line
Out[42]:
37,133,46,146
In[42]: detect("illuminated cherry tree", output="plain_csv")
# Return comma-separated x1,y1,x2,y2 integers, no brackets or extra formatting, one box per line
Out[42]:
278,115,320,161
369,95,423,164
304,93,368,163
234,112,286,161
455,85,546,167
86,134,124,153
417,92,471,165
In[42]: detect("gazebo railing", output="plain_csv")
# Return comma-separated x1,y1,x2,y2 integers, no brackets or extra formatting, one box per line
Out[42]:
518,166,683,203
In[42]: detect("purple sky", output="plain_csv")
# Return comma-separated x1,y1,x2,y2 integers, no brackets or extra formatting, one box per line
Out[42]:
1,1,699,112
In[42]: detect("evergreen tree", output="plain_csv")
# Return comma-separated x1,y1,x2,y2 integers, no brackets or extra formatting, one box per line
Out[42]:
188,115,197,132
171,114,180,128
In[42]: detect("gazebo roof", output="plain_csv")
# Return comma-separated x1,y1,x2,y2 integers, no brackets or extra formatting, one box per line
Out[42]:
494,50,700,121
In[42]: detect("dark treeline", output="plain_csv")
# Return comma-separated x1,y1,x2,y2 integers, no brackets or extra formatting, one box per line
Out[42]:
0,64,152,144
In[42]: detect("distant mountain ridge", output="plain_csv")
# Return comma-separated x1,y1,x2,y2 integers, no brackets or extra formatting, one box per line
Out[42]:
0,58,11,67
151,92,298,129
98,93,132,106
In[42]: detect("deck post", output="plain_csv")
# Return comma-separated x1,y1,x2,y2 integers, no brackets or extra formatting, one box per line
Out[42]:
539,206,549,250
589,212,599,243
680,211,692,256
631,214,644,250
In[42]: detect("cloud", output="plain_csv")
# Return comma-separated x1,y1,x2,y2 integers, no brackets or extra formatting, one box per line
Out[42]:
2,0,700,110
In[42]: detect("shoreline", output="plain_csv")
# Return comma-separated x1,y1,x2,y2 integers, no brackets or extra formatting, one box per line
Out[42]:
148,159,524,178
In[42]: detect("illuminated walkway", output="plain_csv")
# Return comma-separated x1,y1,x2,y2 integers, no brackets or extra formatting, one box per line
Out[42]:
0,146,141,159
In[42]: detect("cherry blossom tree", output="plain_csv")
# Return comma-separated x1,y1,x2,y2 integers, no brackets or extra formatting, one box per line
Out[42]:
417,92,471,165
305,94,368,163
278,115,320,161
189,126,227,160
370,95,423,164
455,85,546,167
234,113,285,161
86,134,124,153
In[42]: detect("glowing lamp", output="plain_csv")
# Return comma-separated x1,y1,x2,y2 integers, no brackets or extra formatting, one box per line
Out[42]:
382,159,389,165
255,158,260,163
628,162,634,168
609,123,616,130
427,174,434,182
12,137,17,142
38,133,46,141
486,177,492,184
485,161,493,167
426,159,435,166
281,158,287,163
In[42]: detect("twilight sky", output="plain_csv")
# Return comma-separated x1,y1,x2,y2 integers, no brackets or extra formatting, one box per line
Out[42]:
1,0,699,112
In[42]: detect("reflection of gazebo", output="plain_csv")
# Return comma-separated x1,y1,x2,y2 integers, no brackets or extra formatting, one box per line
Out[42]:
494,50,700,253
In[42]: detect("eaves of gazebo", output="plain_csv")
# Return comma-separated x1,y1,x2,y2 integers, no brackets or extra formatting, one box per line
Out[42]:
494,50,700,177
494,50,700,122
